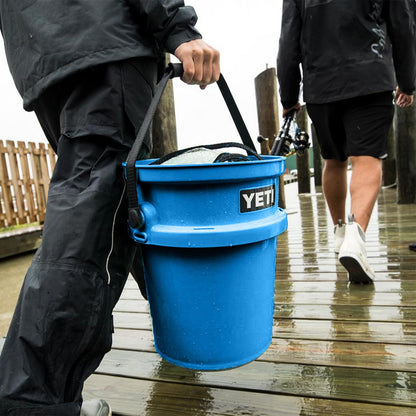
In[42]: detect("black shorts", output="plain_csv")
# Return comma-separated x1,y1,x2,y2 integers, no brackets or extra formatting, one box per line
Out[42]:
306,91,394,161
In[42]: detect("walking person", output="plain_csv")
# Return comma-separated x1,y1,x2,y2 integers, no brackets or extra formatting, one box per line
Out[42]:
0,1,219,415
277,0,416,283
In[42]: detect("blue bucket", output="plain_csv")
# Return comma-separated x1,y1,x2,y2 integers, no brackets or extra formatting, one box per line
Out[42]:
128,155,287,370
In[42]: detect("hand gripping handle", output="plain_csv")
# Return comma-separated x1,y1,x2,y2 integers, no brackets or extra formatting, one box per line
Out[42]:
125,63,256,229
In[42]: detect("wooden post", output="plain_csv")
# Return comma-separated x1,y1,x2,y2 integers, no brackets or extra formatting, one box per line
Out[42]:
151,54,178,159
295,105,311,194
254,67,286,209
311,123,322,187
382,123,396,187
394,103,416,203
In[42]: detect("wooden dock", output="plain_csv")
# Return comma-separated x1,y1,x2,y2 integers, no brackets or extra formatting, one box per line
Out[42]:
0,225,42,259
81,181,416,415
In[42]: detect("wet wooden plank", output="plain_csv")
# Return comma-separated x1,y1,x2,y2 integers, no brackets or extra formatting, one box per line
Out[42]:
124,280,416,294
84,373,416,416
275,304,416,322
262,338,416,371
113,311,416,344
111,328,416,372
273,272,416,281
115,299,416,321
276,291,416,307
274,281,416,292
95,349,416,407
278,229,416,240
275,253,416,264
117,289,416,306
274,319,416,344
276,249,416,258
276,264,416,274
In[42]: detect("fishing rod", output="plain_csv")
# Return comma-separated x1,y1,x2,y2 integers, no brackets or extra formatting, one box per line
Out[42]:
269,110,310,157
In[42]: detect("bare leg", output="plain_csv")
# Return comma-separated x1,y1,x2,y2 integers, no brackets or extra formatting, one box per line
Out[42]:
349,155,382,232
322,159,349,225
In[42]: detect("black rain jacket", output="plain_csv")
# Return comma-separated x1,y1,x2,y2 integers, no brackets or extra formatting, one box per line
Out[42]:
0,0,201,110
277,0,416,108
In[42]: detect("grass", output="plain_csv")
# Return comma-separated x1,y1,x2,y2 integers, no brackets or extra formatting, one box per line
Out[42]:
0,222,41,233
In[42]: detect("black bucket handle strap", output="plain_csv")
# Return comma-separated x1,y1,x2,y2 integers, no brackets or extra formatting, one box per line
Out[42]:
216,74,256,151
126,63,256,229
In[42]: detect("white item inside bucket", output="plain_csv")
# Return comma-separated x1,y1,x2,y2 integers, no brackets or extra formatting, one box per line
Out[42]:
160,146,246,165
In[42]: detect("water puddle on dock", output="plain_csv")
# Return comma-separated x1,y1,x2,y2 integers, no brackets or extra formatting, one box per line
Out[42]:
0,252,34,337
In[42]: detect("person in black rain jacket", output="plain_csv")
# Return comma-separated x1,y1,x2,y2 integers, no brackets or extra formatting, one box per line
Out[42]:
0,1,220,415
277,0,415,284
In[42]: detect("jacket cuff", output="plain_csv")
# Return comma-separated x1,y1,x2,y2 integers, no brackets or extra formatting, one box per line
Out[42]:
164,28,202,54
281,98,300,110
400,85,415,96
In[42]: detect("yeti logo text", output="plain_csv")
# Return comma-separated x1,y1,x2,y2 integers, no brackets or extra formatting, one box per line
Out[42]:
240,185,275,213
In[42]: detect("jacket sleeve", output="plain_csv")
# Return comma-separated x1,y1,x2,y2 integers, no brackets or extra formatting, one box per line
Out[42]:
276,0,302,109
383,0,416,94
125,0,202,54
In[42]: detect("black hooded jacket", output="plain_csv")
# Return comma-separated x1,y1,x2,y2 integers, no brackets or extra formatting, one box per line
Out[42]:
0,0,201,110
277,0,416,108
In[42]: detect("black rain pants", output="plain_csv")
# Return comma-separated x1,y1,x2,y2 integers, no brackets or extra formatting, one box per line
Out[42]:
0,57,157,415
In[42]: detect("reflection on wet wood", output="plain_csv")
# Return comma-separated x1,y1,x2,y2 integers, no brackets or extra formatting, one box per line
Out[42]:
84,374,416,416
93,348,416,407
272,271,416,281
275,304,416,322
83,183,416,414
111,328,416,372
275,319,416,344
118,289,416,307
116,292,416,310
112,312,416,345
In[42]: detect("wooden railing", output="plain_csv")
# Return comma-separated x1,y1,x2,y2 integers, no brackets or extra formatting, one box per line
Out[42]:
0,140,56,228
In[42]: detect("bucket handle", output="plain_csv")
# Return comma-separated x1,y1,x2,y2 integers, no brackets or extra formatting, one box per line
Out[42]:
126,63,257,229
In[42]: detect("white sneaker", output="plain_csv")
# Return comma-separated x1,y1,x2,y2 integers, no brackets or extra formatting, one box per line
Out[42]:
338,214,375,284
81,399,112,416
334,219,345,254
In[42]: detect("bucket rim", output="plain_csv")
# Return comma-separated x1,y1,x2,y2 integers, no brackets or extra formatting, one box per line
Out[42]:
123,154,286,170
123,155,286,183
130,207,288,248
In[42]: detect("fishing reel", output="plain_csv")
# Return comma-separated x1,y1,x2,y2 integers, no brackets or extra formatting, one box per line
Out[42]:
258,111,310,157
292,130,310,155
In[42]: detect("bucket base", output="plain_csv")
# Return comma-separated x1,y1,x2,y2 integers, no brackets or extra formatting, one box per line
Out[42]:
155,337,271,371
143,237,277,370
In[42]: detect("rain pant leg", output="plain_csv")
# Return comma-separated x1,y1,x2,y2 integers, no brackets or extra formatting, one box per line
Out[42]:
0,57,157,415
